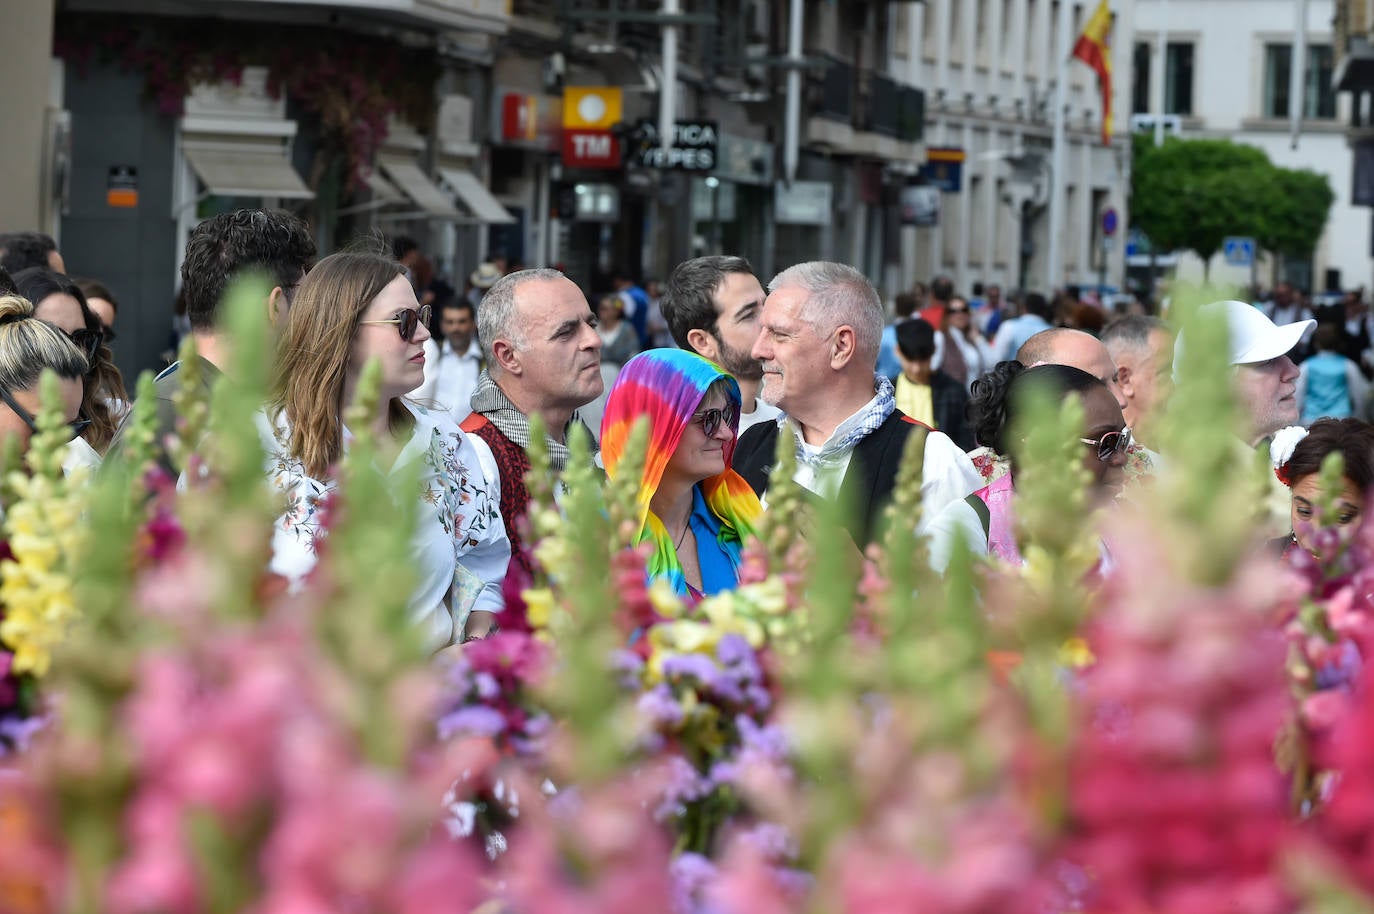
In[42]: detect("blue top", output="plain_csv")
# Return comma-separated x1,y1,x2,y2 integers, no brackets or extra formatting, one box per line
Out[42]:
687,484,743,598
999,313,1052,361
1302,351,1355,422
877,323,902,380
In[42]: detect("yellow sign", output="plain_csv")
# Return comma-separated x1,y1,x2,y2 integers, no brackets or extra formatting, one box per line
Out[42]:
563,87,623,129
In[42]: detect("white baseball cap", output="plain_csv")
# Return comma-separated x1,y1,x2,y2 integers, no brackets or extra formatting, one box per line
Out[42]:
1175,299,1314,370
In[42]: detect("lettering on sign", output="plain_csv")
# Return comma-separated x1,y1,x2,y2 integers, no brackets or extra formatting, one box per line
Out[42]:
636,120,719,172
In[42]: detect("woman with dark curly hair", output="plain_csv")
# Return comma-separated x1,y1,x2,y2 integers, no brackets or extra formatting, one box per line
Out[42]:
1270,418,1374,560
928,359,1130,567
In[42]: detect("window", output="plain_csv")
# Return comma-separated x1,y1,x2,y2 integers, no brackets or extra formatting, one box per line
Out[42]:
1165,42,1193,116
1132,41,1151,113
1264,43,1337,119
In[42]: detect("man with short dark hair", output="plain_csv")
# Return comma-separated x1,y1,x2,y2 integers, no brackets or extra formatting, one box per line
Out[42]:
0,232,64,275
660,255,781,434
412,297,483,426
877,291,921,380
921,274,955,327
109,208,316,473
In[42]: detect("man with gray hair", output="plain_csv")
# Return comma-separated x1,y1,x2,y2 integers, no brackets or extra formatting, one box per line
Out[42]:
732,261,981,546
461,268,603,585
660,255,782,434
1101,315,1174,447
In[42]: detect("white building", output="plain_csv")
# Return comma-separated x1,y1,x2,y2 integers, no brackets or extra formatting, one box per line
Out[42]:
886,0,1135,296
1132,0,1366,293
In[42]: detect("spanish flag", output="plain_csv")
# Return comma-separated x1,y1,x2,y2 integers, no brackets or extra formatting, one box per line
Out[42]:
1072,0,1114,145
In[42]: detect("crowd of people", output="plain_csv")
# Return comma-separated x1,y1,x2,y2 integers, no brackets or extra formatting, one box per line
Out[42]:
0,213,1366,650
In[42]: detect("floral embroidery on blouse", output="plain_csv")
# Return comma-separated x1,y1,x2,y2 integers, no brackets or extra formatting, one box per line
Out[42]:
422,427,502,552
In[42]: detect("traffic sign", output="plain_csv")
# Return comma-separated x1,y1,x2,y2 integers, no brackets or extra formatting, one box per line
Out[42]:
1223,236,1255,267
1102,207,1118,236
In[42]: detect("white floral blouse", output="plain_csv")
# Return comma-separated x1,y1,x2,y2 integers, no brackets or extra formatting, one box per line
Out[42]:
258,401,510,650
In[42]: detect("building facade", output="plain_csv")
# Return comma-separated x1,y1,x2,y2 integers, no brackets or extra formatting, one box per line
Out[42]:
1133,0,1364,294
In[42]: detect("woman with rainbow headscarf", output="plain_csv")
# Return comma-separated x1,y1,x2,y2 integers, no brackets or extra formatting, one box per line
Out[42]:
601,349,763,599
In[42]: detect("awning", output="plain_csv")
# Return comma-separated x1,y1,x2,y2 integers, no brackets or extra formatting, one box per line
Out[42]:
363,169,406,203
1335,37,1374,92
183,144,313,199
377,157,460,217
437,167,516,224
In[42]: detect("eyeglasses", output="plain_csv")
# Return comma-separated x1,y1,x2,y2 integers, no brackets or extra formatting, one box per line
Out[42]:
1079,426,1132,462
693,405,738,438
0,388,92,442
69,328,103,362
360,304,432,342
947,306,970,314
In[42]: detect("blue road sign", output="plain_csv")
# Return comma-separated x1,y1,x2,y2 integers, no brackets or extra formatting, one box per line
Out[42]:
1223,236,1255,267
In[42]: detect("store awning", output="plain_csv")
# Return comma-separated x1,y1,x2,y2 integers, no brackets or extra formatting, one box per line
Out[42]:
437,167,516,224
363,169,406,203
377,157,460,218
183,144,313,199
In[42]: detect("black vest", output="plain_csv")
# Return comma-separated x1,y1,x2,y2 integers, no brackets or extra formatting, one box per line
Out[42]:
731,411,927,546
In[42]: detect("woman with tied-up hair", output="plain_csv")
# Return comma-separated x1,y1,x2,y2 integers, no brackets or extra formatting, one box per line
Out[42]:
261,251,510,650
0,293,91,463
12,268,127,462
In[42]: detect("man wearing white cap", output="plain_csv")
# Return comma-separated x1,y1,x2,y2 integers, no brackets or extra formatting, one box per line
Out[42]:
1176,299,1313,447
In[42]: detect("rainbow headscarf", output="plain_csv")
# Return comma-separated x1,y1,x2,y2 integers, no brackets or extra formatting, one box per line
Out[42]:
600,349,762,595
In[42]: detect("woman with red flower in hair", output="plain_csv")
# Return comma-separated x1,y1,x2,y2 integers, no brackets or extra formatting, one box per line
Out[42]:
1272,418,1374,559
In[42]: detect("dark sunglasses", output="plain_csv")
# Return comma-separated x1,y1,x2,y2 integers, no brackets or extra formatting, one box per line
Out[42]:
947,306,970,314
69,328,103,362
361,304,432,342
1080,426,1132,462
0,387,92,442
694,405,738,438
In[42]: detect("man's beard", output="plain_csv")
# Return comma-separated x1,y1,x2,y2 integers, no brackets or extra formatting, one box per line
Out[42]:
715,334,763,381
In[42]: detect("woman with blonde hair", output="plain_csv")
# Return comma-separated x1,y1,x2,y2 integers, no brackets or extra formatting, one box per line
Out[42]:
263,251,510,649
0,293,91,461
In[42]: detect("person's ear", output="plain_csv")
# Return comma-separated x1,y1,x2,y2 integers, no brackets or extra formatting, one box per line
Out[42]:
830,326,856,370
492,338,522,375
686,328,719,361
1116,363,1135,399
267,286,289,326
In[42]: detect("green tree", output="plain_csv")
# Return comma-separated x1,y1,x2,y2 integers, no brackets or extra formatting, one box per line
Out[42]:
1131,135,1275,278
1255,166,1336,268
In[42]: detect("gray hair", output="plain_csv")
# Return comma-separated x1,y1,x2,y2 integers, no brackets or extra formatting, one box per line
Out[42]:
1101,315,1169,360
0,293,88,392
476,267,566,370
768,261,883,359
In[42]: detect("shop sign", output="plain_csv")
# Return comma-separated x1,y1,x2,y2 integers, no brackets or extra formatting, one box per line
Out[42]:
900,184,940,226
562,129,621,169
563,87,622,129
498,92,561,150
636,120,718,171
715,133,773,185
920,147,965,193
774,180,832,225
107,165,138,209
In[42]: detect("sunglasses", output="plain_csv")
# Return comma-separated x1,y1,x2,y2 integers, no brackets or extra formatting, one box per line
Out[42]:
1079,426,1132,462
693,405,738,438
69,328,103,362
947,306,970,314
0,387,92,442
360,304,432,342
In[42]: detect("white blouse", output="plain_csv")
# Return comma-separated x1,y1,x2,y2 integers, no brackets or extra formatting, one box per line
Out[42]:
258,401,510,650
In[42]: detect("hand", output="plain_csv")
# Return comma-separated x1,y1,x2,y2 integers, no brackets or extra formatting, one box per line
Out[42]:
461,610,499,643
